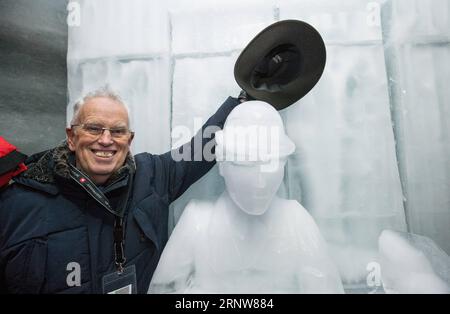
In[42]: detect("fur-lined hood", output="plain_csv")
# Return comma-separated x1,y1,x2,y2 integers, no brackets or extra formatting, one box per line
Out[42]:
21,141,136,185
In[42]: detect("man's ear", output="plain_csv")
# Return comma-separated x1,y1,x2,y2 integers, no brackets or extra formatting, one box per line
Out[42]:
66,127,76,152
128,132,135,145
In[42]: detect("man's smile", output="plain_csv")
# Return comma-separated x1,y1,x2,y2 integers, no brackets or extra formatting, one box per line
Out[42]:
90,149,117,159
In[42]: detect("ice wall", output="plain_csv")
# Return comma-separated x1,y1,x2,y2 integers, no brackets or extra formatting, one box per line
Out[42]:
277,0,408,287
379,230,450,294
382,0,450,255
67,0,450,291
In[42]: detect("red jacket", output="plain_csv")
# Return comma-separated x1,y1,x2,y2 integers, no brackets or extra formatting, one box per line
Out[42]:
0,136,27,188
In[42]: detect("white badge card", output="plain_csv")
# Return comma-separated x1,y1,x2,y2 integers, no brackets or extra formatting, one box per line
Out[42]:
102,265,137,294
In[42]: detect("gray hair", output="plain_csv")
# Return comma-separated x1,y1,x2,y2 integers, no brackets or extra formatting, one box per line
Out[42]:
70,86,131,127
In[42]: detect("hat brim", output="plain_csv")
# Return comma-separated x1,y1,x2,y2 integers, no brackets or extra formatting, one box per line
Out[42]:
234,20,326,110
0,150,27,176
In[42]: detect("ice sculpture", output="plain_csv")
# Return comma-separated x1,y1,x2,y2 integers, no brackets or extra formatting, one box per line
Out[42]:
378,230,450,294
148,101,344,294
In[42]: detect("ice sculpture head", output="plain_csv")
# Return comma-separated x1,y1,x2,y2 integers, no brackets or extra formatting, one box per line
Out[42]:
215,101,295,215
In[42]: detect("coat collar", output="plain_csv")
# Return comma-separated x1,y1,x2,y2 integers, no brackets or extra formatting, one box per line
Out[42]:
15,141,136,193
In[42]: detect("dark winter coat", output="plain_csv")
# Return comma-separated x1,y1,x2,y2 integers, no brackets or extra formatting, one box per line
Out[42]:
0,97,239,293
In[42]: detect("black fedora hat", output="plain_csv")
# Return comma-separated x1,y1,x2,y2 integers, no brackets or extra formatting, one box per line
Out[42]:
234,20,326,110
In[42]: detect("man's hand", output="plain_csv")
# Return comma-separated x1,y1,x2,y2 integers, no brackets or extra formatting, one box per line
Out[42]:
238,90,256,103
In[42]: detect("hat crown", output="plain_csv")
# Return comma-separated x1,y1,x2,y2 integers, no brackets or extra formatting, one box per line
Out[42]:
216,101,295,162
224,101,283,129
251,43,303,92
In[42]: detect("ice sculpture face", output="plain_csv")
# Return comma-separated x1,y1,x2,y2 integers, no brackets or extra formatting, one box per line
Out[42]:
219,159,286,215
215,101,295,215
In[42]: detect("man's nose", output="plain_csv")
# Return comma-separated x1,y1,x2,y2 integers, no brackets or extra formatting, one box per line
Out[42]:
97,129,114,145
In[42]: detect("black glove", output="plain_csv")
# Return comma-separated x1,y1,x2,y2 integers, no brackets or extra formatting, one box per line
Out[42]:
237,90,256,103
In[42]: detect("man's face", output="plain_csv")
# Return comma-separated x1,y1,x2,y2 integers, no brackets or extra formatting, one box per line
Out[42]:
66,97,134,185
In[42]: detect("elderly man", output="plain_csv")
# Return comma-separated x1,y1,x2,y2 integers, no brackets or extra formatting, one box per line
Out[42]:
0,88,241,293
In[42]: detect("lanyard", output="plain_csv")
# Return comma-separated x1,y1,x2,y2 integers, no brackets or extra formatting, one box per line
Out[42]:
69,164,134,273
113,216,126,273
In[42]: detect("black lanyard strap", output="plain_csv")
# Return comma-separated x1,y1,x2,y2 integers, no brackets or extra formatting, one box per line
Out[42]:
114,217,126,273
69,164,134,273
113,172,134,273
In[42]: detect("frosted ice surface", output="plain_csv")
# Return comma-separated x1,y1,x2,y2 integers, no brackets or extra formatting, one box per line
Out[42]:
171,56,240,134
386,0,450,42
383,0,450,254
284,44,403,218
379,230,450,294
170,55,241,222
68,0,169,60
282,44,406,284
393,44,450,253
328,244,380,286
279,0,384,43
169,0,275,54
277,0,407,285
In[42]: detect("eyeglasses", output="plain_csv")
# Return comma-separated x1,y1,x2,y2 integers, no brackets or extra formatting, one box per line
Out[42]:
71,123,134,139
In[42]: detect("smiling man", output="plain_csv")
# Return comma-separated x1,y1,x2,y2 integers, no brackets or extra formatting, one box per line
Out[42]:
67,94,134,186
0,87,241,293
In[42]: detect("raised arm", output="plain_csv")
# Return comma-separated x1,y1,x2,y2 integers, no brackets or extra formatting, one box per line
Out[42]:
160,97,240,203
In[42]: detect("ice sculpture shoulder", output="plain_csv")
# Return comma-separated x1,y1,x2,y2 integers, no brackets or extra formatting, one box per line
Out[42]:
148,101,344,294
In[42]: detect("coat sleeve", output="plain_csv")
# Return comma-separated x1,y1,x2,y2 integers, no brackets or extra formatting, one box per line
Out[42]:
160,97,240,203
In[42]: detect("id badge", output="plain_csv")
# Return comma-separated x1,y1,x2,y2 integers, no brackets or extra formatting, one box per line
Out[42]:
102,265,137,294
